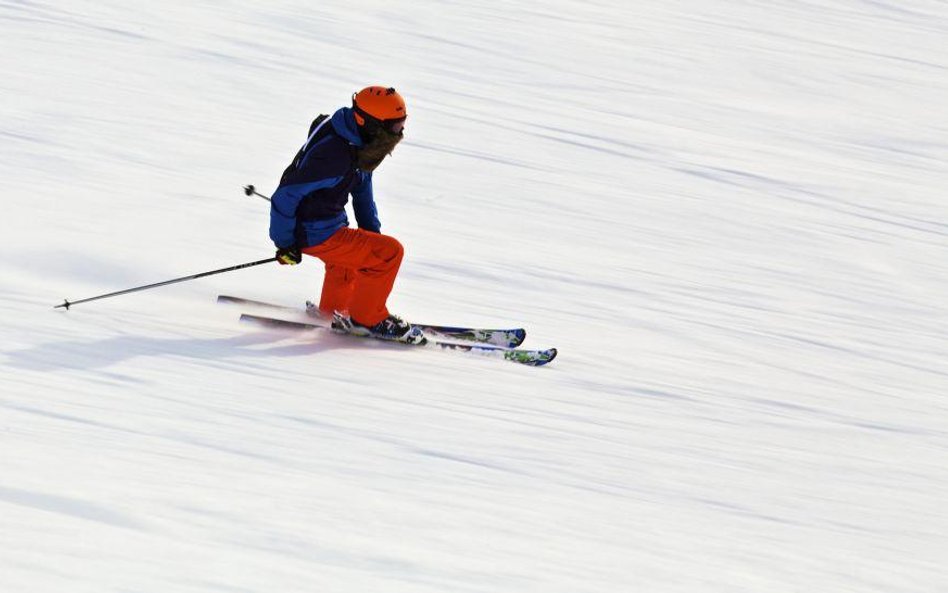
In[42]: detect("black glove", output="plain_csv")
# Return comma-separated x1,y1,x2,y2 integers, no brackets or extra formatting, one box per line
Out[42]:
275,246,302,266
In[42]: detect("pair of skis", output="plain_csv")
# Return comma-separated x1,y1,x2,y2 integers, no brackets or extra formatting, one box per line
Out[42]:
218,295,557,366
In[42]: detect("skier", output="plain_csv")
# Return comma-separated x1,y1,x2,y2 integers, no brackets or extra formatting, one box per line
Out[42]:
269,86,411,340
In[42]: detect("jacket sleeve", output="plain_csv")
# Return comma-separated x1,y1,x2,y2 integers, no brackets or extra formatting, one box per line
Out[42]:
351,172,381,233
269,178,342,248
269,185,303,248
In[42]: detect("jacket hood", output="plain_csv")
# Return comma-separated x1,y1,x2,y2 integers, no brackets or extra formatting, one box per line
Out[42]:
330,107,364,148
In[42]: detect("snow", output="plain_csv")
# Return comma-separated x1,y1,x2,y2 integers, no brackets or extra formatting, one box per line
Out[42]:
2,0,948,591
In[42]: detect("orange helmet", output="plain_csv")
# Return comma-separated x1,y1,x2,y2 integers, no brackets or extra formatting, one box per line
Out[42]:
352,86,407,134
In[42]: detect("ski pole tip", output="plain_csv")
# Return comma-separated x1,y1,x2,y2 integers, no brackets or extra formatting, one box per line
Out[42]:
54,299,71,310
243,184,255,196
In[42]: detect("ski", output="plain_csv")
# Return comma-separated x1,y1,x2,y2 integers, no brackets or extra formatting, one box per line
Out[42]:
218,294,526,348
238,313,557,367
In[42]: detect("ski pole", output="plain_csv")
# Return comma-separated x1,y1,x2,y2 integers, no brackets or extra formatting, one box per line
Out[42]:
243,184,271,202
54,257,278,310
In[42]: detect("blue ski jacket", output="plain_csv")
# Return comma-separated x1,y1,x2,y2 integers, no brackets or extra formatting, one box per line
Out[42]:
269,107,380,249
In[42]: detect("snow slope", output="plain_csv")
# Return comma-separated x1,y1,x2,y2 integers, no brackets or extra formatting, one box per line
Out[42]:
2,0,947,591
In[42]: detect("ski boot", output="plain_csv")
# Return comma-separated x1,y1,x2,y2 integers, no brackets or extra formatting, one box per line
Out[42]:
332,312,426,344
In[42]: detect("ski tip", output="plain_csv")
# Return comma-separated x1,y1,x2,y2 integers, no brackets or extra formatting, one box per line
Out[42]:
514,328,527,347
506,346,557,366
536,347,558,366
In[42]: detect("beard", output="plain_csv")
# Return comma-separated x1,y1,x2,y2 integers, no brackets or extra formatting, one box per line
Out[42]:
356,128,403,172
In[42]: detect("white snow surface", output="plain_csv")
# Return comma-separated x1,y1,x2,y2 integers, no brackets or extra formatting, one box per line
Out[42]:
2,1,948,591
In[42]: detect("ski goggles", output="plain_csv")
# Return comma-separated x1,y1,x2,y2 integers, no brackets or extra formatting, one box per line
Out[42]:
353,105,406,135
385,117,406,134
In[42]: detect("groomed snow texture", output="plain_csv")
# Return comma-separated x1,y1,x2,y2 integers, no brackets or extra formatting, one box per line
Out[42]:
2,1,947,591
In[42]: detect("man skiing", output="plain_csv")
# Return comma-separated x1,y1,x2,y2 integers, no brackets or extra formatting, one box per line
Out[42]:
269,86,411,340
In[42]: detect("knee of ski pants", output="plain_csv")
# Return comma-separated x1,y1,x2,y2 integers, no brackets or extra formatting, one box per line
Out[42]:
374,234,404,268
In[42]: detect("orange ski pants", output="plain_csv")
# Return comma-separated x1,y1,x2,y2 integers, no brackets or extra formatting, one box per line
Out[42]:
301,228,404,327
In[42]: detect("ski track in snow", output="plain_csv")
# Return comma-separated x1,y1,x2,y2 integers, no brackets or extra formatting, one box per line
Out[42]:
2,0,947,591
